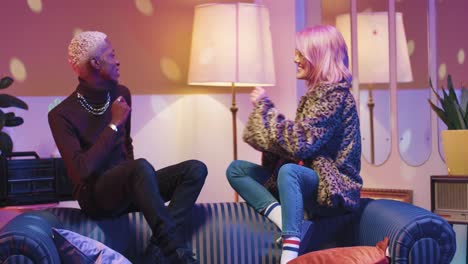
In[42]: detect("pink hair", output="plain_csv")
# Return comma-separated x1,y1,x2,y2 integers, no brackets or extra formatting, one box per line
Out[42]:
296,25,351,88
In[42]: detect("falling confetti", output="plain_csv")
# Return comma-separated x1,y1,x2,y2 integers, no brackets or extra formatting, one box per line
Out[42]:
135,0,154,16
438,63,447,81
27,0,43,13
9,57,27,82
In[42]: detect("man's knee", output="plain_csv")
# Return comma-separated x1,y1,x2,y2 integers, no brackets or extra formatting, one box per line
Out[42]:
134,158,155,177
186,159,208,182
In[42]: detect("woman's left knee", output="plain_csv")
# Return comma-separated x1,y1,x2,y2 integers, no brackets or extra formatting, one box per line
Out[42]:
277,163,299,184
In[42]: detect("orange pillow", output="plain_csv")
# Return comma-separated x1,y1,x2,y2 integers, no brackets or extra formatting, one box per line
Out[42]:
289,237,389,264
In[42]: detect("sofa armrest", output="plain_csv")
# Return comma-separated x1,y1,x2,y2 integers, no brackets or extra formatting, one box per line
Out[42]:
0,210,62,263
357,199,456,264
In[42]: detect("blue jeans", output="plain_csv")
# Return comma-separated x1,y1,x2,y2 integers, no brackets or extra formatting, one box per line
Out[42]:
226,160,319,237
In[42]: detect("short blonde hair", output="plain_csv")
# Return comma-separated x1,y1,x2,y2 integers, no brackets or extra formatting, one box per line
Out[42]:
296,25,351,88
68,31,107,71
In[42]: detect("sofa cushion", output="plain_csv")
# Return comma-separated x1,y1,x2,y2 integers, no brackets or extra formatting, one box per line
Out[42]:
46,207,152,261
290,237,389,264
3,255,34,264
52,228,131,264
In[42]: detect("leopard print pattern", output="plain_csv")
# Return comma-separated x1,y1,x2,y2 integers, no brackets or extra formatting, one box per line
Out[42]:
243,82,362,210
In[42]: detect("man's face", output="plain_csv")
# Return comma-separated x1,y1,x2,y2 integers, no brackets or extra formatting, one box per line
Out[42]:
95,39,120,82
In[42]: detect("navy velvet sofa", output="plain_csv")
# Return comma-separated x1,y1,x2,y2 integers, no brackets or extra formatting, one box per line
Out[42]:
0,199,456,264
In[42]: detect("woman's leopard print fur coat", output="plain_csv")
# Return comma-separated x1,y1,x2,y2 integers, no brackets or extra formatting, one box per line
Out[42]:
243,82,362,211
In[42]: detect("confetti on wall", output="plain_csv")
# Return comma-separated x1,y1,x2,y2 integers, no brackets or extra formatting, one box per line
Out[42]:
1,0,252,96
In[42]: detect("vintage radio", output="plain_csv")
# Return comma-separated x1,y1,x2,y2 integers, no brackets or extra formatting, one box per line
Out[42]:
0,152,73,206
431,175,468,224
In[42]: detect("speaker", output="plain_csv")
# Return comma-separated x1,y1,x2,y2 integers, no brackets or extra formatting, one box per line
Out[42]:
0,156,7,206
431,175,468,224
0,152,74,206
54,158,74,201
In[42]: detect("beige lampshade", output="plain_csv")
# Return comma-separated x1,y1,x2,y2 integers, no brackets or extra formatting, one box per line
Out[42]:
336,12,413,83
188,3,275,87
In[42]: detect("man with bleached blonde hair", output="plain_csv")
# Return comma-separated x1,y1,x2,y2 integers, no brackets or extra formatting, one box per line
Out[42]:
49,31,207,264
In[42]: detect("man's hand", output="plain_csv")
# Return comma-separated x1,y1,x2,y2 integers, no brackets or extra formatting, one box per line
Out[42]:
250,87,267,105
111,96,131,127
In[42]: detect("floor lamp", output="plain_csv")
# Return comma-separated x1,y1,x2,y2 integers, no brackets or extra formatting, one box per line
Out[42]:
337,12,412,164
187,3,276,201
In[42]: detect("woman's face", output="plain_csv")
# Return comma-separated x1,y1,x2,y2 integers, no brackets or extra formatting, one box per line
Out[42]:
294,49,310,80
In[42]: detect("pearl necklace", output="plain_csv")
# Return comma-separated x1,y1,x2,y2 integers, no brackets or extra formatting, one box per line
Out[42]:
76,92,110,115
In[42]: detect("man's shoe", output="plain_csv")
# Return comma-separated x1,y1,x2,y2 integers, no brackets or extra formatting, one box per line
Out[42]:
171,248,199,264
143,243,170,264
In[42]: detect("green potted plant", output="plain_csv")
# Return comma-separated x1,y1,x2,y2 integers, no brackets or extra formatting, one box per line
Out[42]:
428,74,468,175
0,76,28,156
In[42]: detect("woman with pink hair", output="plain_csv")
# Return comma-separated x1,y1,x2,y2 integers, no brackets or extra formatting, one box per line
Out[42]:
226,25,362,264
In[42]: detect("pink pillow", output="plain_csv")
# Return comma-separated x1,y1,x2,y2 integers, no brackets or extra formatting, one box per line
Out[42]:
289,237,389,264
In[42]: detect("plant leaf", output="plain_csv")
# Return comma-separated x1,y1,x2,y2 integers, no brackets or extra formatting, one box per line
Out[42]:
441,96,463,129
440,85,450,103
0,94,28,109
446,75,466,129
438,88,456,128
428,75,468,129
429,99,451,128
0,77,13,90
0,131,13,155
5,116,23,127
455,106,466,129
4,112,15,119
5,112,19,126
464,100,468,128
0,109,4,131
429,78,444,105
461,88,468,126
447,75,461,107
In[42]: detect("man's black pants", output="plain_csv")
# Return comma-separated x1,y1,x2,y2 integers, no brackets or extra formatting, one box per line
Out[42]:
78,158,207,252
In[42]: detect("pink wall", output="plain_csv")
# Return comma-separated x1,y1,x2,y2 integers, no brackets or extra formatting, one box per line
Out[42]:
1,0,252,96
